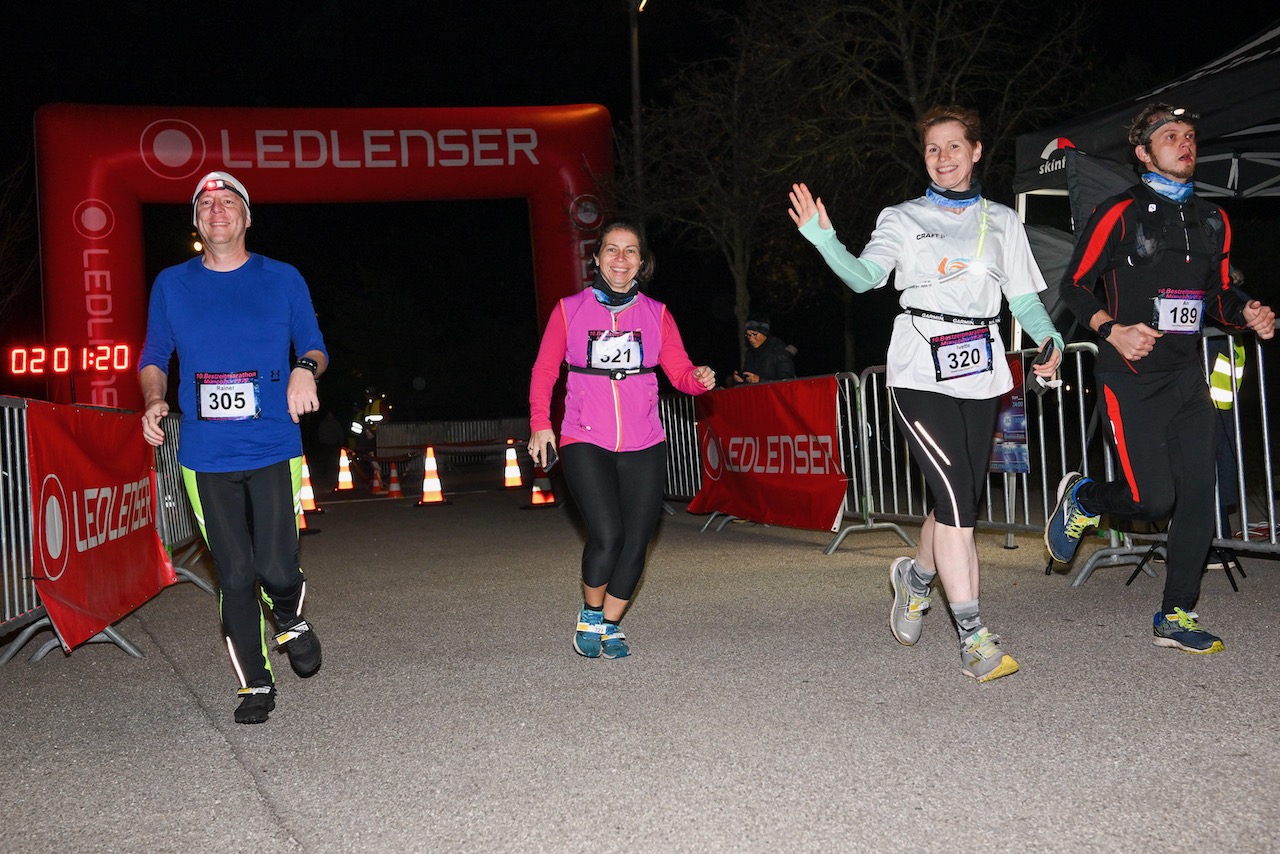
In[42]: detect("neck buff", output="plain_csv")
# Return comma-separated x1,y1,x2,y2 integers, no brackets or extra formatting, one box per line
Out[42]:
926,179,983,209
590,270,639,307
1142,171,1194,203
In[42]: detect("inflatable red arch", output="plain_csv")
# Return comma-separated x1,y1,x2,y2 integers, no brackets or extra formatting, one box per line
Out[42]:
33,103,613,409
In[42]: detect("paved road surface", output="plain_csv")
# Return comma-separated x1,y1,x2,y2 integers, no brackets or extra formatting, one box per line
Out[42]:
3,473,1277,853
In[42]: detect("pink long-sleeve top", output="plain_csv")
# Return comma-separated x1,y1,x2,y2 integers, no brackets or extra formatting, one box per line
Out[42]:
529,289,708,453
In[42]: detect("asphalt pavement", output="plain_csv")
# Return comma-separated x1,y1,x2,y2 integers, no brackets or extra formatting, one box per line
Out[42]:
3,467,1278,853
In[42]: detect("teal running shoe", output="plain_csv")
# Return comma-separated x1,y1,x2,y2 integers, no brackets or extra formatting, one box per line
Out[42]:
600,623,630,659
1153,608,1225,654
1045,472,1101,563
574,607,605,658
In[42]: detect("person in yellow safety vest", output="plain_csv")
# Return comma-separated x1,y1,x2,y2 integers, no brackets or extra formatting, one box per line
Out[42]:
1207,336,1246,550
1208,341,1246,409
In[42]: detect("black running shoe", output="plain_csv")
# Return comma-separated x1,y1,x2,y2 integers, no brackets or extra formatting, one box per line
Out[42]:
235,685,276,724
275,618,322,678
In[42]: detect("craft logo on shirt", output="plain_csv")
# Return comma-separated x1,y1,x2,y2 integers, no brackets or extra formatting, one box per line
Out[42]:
916,232,944,240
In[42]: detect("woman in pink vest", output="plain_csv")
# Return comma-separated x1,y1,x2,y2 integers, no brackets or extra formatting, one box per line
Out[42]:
529,217,716,659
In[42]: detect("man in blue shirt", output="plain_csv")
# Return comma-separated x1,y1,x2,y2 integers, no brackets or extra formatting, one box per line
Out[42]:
140,171,329,724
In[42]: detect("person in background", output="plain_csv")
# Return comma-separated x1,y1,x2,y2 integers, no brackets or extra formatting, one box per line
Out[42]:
139,171,326,724
1046,103,1274,654
528,216,716,659
789,105,1062,683
733,319,797,384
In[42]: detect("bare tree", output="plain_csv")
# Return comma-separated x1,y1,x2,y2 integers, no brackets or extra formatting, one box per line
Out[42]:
615,2,847,369
770,0,1094,205
619,0,1092,370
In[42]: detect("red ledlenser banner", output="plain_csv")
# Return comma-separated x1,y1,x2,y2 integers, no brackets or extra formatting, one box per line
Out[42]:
688,377,847,532
27,400,176,651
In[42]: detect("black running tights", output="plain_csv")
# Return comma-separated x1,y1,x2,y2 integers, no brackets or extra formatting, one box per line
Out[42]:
560,441,667,601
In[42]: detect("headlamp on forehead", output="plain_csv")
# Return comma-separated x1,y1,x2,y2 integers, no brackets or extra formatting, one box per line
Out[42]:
1141,107,1198,145
190,170,251,227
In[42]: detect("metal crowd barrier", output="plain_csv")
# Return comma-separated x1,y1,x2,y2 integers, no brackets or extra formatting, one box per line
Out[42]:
1,398,41,664
658,394,700,501
377,418,529,473
855,344,1103,543
1070,331,1279,585
658,335,1279,584
152,415,214,595
826,371,921,553
1,403,209,665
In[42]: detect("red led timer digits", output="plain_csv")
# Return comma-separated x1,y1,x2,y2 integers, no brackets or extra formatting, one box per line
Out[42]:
8,344,132,375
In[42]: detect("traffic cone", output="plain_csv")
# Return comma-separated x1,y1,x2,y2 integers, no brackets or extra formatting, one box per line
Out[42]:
336,448,353,491
370,461,385,495
386,463,403,499
300,455,323,514
527,464,557,508
417,446,451,506
297,505,316,535
503,439,523,489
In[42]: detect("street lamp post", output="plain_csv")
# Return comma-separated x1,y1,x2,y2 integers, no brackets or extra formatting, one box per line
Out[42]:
629,0,646,201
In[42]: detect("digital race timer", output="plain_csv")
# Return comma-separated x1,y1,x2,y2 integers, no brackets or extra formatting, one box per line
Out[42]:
8,344,133,375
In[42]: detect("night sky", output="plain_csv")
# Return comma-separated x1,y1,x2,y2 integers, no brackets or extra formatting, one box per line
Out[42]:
2,1,1270,418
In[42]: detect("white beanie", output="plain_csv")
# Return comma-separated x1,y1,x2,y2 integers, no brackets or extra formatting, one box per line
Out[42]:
191,171,251,227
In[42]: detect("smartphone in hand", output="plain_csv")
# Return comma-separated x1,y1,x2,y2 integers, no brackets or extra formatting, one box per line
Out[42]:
1030,340,1062,396
542,442,558,471
1032,339,1056,367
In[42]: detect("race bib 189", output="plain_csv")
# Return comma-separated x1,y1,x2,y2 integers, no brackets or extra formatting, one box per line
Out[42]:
1152,289,1205,334
195,370,261,421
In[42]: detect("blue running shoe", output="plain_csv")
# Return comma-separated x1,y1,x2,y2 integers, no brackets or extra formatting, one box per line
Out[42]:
600,623,630,659
574,607,604,658
1153,608,1225,654
1045,472,1101,563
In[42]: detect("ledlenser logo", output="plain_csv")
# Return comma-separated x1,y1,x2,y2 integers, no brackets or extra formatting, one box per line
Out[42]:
702,431,726,482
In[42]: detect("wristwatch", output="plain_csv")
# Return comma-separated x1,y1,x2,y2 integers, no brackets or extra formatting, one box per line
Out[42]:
293,356,319,376
1097,320,1116,340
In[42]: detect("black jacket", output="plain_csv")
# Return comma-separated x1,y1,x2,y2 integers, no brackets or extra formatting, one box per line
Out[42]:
743,335,796,382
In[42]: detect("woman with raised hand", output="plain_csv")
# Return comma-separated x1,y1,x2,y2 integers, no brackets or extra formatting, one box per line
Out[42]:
788,106,1062,682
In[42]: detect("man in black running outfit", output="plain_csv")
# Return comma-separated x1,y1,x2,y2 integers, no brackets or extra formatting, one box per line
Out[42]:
1045,104,1274,654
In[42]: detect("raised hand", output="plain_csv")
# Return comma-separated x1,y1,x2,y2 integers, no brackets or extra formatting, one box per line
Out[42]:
788,183,831,230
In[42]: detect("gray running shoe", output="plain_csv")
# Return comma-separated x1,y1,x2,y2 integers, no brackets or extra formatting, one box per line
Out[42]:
960,628,1019,683
889,557,930,645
